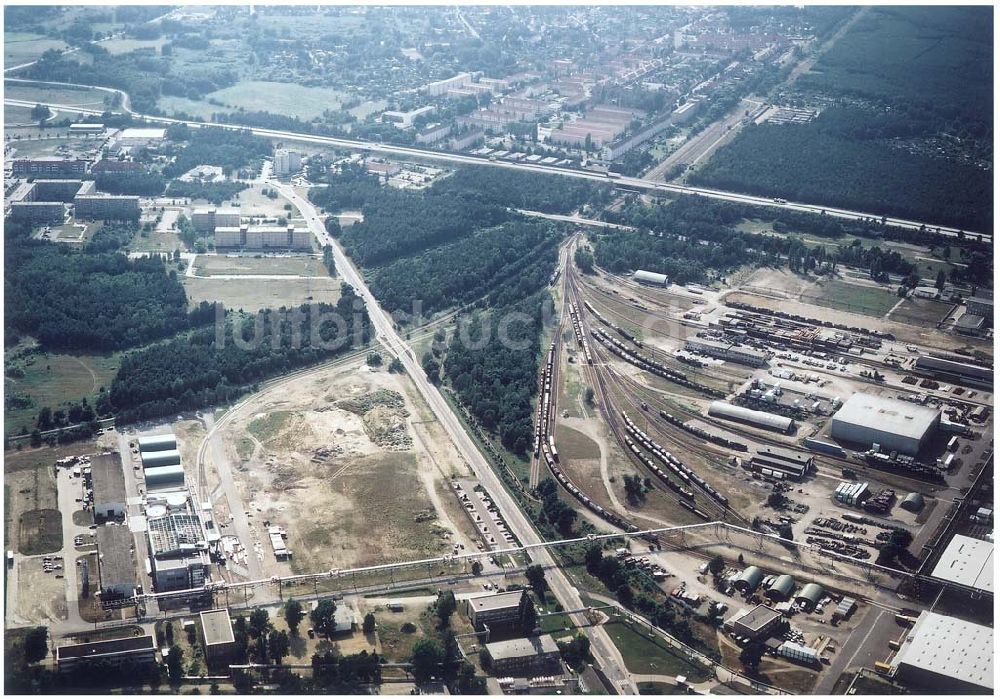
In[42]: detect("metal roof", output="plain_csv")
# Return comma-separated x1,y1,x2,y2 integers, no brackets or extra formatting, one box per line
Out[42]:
141,449,181,468
91,453,127,506
795,582,824,604
56,635,155,661
832,394,939,442
930,534,993,593
96,525,135,589
632,269,668,286
200,610,235,646
890,611,993,691
137,434,176,452
735,566,764,589
766,574,796,598
915,355,993,382
733,604,780,632
486,634,559,661
709,401,792,432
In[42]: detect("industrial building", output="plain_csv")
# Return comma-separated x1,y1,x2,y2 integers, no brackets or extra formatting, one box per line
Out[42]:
830,393,939,456
795,583,824,610
145,492,211,592
764,575,796,602
930,534,993,595
914,355,993,390
685,338,770,367
214,225,312,250
632,269,668,287
727,604,783,640
141,449,181,469
709,401,793,433
96,525,136,599
12,158,88,177
90,453,127,521
145,465,185,490
56,635,156,672
69,122,105,135
750,446,813,480
191,208,240,232
733,566,764,594
889,611,992,693
137,434,177,452
200,610,238,668
273,149,301,176
483,634,561,677
778,641,819,666
468,590,528,631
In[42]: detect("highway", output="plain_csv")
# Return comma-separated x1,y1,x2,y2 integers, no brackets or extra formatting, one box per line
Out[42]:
3,84,989,242
271,180,638,693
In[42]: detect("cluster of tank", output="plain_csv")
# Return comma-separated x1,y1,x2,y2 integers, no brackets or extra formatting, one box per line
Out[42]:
658,410,747,452
621,411,729,508
567,303,592,364
582,300,643,348
534,343,556,458
590,327,724,397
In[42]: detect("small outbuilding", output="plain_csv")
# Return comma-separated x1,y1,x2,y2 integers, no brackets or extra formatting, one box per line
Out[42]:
765,574,796,602
901,492,926,513
733,566,765,594
795,582,824,609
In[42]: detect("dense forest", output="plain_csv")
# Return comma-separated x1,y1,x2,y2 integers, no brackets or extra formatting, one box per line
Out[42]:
165,180,248,205
95,172,167,196
368,221,560,316
162,125,272,179
690,110,992,232
429,167,612,214
5,232,195,351
444,292,550,455
593,196,916,283
105,286,371,423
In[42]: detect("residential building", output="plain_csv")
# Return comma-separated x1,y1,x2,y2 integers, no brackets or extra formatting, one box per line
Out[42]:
424,72,473,96
381,105,435,129
91,160,147,176
74,194,140,220
273,149,301,176
90,453,127,521
966,296,993,319
33,179,84,201
190,207,240,232
12,158,88,177
483,634,561,677
415,123,452,145
214,225,311,250
56,636,156,672
10,201,65,225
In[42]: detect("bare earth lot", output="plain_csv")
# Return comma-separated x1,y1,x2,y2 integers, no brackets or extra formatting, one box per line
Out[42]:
217,358,477,578
182,276,341,313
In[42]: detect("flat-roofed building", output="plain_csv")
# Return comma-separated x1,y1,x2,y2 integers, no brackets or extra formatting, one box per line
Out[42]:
90,453,127,521
468,590,527,631
966,296,993,318
200,609,237,668
750,446,813,480
889,611,992,694
118,127,167,146
831,393,939,456
56,635,156,671
914,355,993,390
12,158,88,177
727,604,783,640
191,207,240,232
930,534,993,595
685,338,770,367
484,634,561,677
10,201,65,225
96,525,136,599
214,225,311,250
33,179,84,201
74,194,140,220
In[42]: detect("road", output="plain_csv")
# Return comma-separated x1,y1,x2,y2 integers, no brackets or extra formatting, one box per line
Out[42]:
2,84,988,242
271,179,639,694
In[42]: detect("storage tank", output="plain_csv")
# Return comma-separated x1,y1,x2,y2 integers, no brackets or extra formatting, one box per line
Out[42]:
137,434,176,452
141,449,181,469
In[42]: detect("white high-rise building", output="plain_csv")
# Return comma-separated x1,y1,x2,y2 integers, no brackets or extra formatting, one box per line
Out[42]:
273,149,301,177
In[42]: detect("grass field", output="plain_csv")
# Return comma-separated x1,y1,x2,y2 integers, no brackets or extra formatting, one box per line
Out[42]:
183,275,342,312
5,345,120,435
18,508,63,555
638,682,686,695
4,105,35,125
798,280,899,317
210,81,348,119
5,84,109,108
3,33,69,66
888,298,954,328
195,255,326,277
602,620,712,681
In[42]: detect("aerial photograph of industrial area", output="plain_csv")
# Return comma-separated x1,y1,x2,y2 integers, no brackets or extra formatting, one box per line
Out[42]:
1,3,994,696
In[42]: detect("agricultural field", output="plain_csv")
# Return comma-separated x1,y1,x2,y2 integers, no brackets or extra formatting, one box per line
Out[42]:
3,32,69,66
4,341,120,435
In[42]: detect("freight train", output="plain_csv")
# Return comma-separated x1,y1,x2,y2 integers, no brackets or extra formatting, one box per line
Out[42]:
658,410,747,451
533,343,557,457
567,303,593,364
591,327,724,397
582,300,643,348
622,411,730,508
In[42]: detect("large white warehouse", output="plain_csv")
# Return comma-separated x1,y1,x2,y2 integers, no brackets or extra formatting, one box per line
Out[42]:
830,393,939,456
